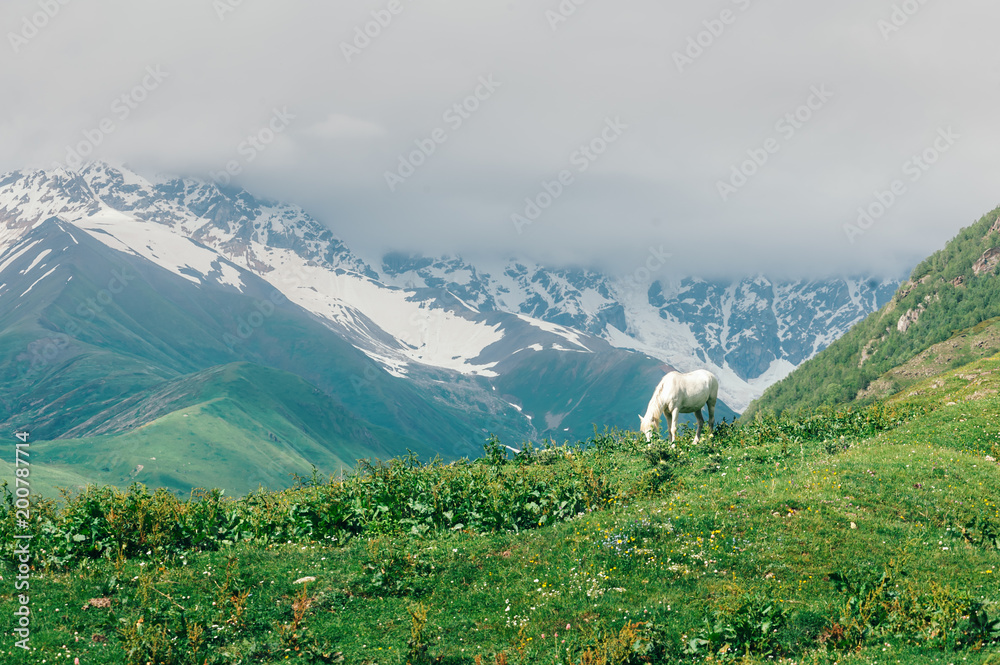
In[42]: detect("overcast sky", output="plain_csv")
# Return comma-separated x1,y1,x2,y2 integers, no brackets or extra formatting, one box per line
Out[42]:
2,0,998,280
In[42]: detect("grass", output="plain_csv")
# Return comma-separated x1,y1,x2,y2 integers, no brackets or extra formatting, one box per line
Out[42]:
857,317,1000,402
7,362,441,498
2,384,999,663
27,399,355,497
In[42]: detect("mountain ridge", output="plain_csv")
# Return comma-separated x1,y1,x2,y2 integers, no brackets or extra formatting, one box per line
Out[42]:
747,204,1000,415
1,176,696,485
1,162,897,417
377,251,899,410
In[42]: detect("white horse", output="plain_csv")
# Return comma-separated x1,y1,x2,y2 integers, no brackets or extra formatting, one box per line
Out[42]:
639,369,718,444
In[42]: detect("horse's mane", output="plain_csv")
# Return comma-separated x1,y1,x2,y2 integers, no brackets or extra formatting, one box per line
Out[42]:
640,386,666,432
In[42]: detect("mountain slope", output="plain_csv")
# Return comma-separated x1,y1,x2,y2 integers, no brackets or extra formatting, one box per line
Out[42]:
379,254,898,411
27,362,433,495
855,316,1000,402
1,174,702,492
0,161,898,475
0,217,532,461
747,205,1000,415
0,165,705,445
1,164,896,414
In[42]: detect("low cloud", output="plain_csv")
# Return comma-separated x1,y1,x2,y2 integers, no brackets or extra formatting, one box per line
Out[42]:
306,114,387,141
2,0,997,280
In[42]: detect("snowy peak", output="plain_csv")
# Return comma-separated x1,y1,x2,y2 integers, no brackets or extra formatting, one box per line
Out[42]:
0,169,102,231
645,275,897,382
0,164,621,407
0,162,899,416
380,253,899,411
0,163,378,282
379,255,627,337
380,253,498,311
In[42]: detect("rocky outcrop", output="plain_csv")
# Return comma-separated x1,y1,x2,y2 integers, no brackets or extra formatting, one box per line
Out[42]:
973,247,1000,276
897,306,924,334
858,338,878,367
987,215,1000,237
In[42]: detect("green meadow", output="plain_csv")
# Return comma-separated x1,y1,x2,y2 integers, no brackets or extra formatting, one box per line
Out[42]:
2,354,999,663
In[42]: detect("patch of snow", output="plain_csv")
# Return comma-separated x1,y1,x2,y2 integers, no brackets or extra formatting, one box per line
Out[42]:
238,245,505,378
20,265,58,297
515,314,592,352
19,248,51,274
74,210,245,290
0,239,43,276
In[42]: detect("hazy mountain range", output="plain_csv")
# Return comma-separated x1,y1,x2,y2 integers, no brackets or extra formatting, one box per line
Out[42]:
0,163,897,493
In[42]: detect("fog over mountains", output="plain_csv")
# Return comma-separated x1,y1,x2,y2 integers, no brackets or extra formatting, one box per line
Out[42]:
0,160,908,491
1,163,898,420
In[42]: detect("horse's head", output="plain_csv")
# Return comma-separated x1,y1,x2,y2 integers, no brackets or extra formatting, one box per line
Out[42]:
639,412,656,442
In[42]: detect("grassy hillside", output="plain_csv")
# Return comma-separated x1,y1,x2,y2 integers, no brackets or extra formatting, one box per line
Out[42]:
855,316,1000,402
3,356,999,663
747,205,1000,416
15,363,438,496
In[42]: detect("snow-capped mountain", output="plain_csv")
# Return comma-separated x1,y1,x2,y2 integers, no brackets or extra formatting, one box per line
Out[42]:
377,255,899,411
1,163,701,454
0,163,897,417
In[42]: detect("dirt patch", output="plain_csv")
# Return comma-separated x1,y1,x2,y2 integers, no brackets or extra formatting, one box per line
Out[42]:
860,318,1000,400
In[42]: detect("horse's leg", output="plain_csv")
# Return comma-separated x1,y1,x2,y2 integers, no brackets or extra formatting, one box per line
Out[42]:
669,408,679,443
707,396,716,435
694,409,704,444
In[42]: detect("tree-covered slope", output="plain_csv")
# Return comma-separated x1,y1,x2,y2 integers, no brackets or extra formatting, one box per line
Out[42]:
746,204,1000,416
